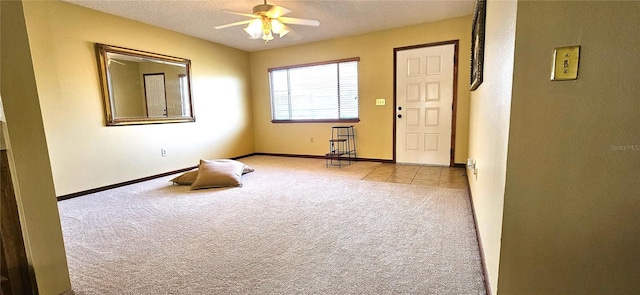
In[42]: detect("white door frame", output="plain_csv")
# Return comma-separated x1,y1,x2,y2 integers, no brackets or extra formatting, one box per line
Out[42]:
393,40,459,166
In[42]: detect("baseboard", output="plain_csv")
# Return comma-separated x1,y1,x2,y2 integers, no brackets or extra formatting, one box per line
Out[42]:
252,152,395,163
230,153,254,160
249,153,464,166
56,165,197,201
56,153,455,201
466,183,493,295
56,153,253,201
253,152,326,160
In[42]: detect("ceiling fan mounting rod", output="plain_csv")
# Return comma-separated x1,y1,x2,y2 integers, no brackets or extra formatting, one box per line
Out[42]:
254,0,273,15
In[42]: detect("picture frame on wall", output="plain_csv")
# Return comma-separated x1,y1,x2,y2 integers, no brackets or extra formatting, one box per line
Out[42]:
470,0,486,91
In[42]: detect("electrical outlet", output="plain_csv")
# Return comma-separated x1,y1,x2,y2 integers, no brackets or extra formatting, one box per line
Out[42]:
473,162,478,180
467,158,478,180
161,148,168,157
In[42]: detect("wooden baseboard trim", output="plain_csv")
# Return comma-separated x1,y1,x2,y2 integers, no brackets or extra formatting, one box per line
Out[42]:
57,153,461,201
56,166,197,201
466,182,493,295
56,154,254,201
253,152,325,160
252,152,395,163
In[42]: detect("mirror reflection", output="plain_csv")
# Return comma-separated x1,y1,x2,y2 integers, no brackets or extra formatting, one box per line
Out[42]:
96,44,195,125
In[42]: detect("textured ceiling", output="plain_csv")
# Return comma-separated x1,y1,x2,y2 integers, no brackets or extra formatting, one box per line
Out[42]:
64,0,475,52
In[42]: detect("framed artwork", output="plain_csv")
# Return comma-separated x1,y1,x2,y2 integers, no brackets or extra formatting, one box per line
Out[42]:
470,0,486,91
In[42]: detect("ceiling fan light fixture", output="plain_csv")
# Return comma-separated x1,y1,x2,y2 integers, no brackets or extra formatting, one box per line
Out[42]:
278,28,290,38
244,16,283,43
245,19,263,35
262,32,274,41
271,19,284,34
270,19,289,38
218,1,319,45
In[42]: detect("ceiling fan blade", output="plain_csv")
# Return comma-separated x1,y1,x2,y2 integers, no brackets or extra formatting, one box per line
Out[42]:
282,26,304,41
266,5,291,18
277,24,293,38
214,19,253,30
279,17,320,27
220,9,259,19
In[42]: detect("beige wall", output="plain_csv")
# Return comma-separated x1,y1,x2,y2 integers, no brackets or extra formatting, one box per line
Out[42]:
249,16,472,163
499,1,640,293
22,0,255,196
1,0,72,293
111,60,145,118
466,0,517,293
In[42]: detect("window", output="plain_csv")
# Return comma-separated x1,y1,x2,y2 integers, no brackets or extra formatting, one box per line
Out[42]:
269,58,359,123
179,74,190,117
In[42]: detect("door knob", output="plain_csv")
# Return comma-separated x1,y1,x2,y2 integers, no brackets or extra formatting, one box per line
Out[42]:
397,114,402,119
398,106,402,110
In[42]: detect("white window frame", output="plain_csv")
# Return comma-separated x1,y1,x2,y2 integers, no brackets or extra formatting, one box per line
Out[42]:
269,57,360,123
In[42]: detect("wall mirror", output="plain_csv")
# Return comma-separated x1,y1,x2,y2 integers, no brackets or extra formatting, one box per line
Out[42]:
96,43,195,126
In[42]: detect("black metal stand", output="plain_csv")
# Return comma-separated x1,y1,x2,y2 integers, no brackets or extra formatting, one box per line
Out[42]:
325,126,356,168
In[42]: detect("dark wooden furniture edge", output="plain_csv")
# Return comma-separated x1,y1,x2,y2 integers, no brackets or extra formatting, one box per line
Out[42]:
1,150,36,294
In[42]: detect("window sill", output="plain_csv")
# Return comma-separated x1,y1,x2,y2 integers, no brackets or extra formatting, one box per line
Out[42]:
271,119,360,124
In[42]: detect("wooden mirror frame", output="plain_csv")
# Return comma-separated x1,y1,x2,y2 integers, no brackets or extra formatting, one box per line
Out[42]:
96,43,195,126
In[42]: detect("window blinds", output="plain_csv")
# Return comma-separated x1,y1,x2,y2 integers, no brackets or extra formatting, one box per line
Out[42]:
270,60,359,121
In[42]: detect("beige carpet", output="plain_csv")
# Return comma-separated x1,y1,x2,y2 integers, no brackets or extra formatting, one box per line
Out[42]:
58,156,486,294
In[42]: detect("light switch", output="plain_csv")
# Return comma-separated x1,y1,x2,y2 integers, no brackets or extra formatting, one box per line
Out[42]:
551,45,580,81
375,98,386,106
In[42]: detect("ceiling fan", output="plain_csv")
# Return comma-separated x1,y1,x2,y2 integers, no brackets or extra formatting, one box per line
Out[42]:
214,0,320,44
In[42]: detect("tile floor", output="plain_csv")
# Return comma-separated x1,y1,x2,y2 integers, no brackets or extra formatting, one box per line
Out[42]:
362,163,469,189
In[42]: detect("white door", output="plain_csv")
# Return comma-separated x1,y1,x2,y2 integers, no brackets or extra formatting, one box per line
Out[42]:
144,74,167,118
396,44,455,166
